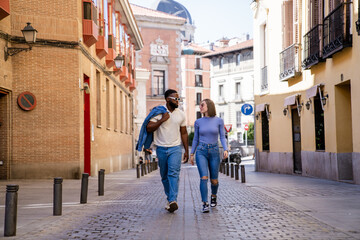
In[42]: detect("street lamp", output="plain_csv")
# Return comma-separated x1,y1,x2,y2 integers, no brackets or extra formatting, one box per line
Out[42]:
305,99,312,110
4,22,38,61
105,54,124,74
114,54,125,69
283,108,288,116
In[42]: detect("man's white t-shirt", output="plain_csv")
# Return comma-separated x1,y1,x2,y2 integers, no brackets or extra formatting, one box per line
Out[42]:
150,105,186,147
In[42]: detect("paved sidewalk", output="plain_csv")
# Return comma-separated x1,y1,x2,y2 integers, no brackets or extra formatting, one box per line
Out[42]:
0,162,359,240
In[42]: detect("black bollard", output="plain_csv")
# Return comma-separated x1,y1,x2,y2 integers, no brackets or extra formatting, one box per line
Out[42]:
226,163,229,176
221,162,224,174
53,178,63,216
231,163,234,178
235,164,239,180
80,173,89,204
4,184,19,237
147,163,151,173
136,164,140,178
98,169,105,196
241,165,246,183
141,164,144,176
144,163,147,175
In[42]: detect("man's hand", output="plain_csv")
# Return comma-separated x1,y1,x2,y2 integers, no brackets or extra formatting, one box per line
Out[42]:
182,151,189,163
160,112,170,123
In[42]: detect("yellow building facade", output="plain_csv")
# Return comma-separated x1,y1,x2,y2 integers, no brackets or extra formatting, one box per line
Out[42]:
252,0,360,184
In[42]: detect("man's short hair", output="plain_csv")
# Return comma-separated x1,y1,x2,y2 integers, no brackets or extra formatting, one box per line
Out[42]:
164,89,177,99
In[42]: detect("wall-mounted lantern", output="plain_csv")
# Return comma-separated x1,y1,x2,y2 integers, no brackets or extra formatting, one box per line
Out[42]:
305,99,312,110
283,108,288,116
4,22,37,61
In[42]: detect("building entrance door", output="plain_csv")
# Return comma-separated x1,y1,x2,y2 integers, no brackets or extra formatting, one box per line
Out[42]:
83,75,91,175
291,108,302,174
0,91,9,179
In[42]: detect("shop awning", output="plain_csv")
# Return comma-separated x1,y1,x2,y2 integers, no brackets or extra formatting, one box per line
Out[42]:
306,83,324,99
255,103,268,113
284,94,300,107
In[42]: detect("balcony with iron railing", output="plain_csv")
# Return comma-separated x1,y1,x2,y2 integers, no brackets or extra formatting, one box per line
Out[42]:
261,66,268,92
302,24,323,69
322,1,352,58
280,44,301,81
195,80,203,87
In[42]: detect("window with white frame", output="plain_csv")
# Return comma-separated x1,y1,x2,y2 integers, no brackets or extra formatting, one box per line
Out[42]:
235,82,241,99
219,84,224,101
236,111,241,128
152,70,165,95
219,112,224,119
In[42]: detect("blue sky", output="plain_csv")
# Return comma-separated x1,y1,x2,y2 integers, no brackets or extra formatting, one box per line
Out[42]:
128,0,254,43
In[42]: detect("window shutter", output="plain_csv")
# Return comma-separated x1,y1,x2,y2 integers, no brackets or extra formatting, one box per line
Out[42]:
285,0,293,48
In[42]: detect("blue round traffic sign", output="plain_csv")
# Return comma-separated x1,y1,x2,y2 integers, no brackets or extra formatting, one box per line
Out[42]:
241,104,253,115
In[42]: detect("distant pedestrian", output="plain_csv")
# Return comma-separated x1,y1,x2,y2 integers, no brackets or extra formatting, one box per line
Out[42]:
190,99,228,213
144,147,152,164
146,89,188,213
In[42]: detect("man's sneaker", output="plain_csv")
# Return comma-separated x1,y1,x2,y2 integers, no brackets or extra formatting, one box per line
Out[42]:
168,201,178,213
202,202,210,213
165,202,170,210
210,196,217,207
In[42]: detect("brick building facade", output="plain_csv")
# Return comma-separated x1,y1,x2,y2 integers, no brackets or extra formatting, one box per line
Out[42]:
0,0,143,179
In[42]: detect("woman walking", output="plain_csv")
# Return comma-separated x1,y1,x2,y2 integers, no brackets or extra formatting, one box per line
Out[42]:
190,99,228,213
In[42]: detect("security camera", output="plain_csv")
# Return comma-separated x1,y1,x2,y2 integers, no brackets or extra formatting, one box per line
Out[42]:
81,82,90,94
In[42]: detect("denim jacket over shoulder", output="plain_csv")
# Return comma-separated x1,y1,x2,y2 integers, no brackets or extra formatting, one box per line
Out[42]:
136,106,167,152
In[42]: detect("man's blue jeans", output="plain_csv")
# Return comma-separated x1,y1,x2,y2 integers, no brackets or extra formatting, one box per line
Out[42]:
195,142,220,203
156,145,182,203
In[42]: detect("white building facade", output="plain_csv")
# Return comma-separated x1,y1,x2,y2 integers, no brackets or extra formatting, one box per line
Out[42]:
203,40,254,144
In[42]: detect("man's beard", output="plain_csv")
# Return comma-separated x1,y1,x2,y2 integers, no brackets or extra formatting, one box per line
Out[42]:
169,101,178,109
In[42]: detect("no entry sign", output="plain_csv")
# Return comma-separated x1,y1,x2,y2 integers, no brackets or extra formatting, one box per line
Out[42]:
244,124,249,131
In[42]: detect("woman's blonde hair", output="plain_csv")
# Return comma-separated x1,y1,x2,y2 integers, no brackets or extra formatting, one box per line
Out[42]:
202,99,216,117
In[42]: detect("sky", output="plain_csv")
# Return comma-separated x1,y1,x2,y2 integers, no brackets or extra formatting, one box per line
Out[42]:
128,0,254,44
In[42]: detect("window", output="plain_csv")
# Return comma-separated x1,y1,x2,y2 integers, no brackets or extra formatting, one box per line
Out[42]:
237,132,242,142
235,82,241,99
219,112,224,119
120,91,123,132
195,57,202,69
282,0,294,49
219,84,224,101
153,70,165,95
236,54,241,65
219,57,224,69
114,85,117,130
196,93,202,105
236,111,241,128
314,95,325,150
125,95,128,133
261,111,270,151
106,79,110,129
96,71,101,126
196,111,202,119
195,75,203,87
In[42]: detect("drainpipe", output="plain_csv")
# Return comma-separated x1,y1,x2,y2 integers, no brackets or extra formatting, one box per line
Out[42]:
356,0,360,35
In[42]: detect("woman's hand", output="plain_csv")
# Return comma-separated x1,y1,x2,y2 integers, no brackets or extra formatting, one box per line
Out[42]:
223,150,228,159
190,155,195,165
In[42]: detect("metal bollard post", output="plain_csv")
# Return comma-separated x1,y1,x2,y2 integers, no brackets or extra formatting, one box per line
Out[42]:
221,162,224,174
98,169,105,196
226,163,229,176
80,173,89,204
136,164,140,178
4,184,19,237
53,178,63,216
231,163,234,178
144,163,147,175
147,162,151,173
141,164,144,176
235,164,239,180
241,165,246,183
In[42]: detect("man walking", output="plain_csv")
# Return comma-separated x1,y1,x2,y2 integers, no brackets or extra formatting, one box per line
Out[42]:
147,89,189,213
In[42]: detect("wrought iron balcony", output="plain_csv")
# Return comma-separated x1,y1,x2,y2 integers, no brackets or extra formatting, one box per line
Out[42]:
322,2,352,58
302,24,322,69
261,66,268,92
279,44,301,81
195,81,203,87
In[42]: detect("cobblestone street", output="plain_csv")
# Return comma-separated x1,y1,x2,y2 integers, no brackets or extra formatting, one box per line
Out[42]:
1,163,360,240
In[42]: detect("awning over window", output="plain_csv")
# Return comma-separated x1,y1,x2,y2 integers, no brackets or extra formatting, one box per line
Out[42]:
306,83,324,99
284,94,300,107
255,103,267,113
